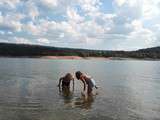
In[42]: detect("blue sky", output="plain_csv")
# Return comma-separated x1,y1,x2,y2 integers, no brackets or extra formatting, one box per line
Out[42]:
0,0,160,50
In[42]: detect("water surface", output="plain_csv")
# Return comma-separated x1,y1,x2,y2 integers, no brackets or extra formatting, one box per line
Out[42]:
0,58,160,120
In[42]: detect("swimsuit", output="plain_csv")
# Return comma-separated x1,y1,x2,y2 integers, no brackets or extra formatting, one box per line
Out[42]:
85,75,96,88
85,79,95,88
62,80,70,87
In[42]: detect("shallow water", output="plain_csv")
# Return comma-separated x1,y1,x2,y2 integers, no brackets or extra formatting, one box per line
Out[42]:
0,58,160,120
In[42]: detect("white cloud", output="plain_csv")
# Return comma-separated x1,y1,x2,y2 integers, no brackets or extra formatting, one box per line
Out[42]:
26,2,39,20
0,0,160,50
37,38,50,44
59,33,64,38
77,0,101,13
0,0,20,9
142,0,160,20
14,37,31,44
40,0,58,8
115,0,126,6
24,22,41,35
131,20,143,30
0,14,22,32
67,7,84,23
0,11,24,32
126,28,157,49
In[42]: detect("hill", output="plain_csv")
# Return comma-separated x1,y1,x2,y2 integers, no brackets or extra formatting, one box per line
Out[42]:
0,43,160,59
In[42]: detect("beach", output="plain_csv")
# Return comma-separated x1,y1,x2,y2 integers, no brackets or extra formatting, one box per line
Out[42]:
41,56,112,60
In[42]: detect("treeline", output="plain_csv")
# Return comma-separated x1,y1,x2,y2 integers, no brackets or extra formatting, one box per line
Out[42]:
0,43,160,59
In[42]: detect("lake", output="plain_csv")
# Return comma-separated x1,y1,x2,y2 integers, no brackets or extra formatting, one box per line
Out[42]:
0,58,160,120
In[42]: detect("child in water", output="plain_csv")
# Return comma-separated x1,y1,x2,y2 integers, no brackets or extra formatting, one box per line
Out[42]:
58,73,74,92
75,71,98,95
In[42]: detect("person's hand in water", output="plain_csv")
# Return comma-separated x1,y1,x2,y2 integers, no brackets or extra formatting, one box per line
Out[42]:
81,91,85,97
95,86,98,89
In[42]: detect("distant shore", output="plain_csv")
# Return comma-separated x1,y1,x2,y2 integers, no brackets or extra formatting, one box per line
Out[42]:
0,56,115,60
0,56,159,61
40,56,136,60
40,56,160,60
41,56,111,60
0,43,160,60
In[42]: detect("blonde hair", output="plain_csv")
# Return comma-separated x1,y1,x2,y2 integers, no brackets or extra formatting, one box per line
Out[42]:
64,73,74,80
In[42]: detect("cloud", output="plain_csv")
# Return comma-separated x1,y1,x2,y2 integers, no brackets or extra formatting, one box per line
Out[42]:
114,0,126,6
26,1,39,20
37,38,50,44
77,0,101,13
0,0,20,9
142,0,160,20
127,28,156,48
40,0,58,8
0,0,160,50
59,33,64,38
67,7,84,23
23,22,41,35
0,12,23,32
14,37,31,44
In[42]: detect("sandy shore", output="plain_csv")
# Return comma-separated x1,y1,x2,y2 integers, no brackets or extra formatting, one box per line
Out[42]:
41,56,111,60
0,56,136,60
41,56,83,60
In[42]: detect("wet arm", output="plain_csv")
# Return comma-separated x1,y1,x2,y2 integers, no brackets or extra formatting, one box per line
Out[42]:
58,77,62,87
58,78,62,92
81,79,86,91
72,79,75,91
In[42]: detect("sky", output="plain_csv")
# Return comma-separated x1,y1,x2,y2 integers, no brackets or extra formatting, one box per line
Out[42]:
0,0,160,50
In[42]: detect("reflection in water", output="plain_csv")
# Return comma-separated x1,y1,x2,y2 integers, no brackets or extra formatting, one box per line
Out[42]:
60,86,74,104
59,86,96,110
74,94,95,109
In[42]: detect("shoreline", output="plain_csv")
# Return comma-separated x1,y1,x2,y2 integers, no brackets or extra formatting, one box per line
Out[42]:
40,56,111,60
0,56,160,61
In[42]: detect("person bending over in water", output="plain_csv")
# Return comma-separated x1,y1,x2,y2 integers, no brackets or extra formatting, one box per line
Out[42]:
58,73,74,92
75,71,98,95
